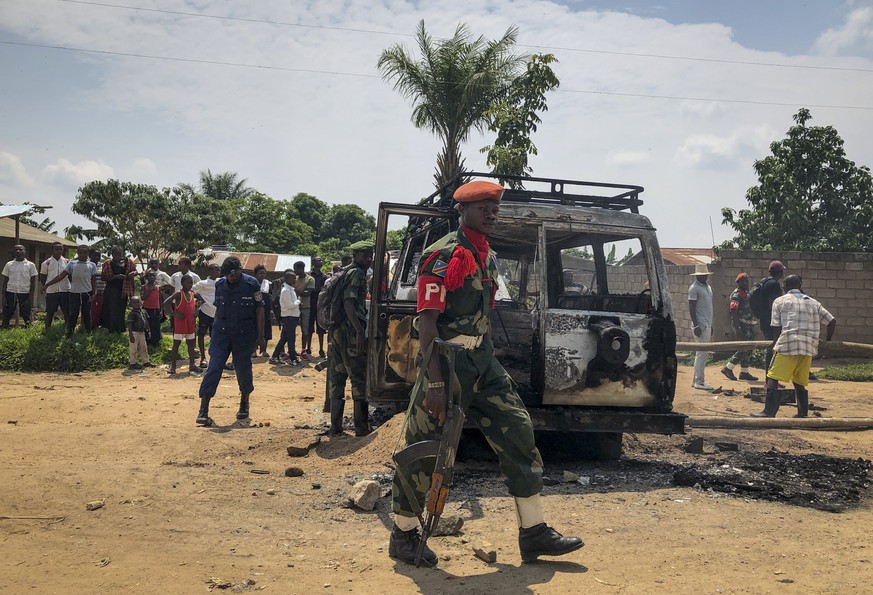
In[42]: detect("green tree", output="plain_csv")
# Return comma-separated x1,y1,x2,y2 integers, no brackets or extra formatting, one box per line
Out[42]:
378,21,527,187
168,187,236,256
722,108,873,252
288,193,330,241
386,228,406,251
321,204,376,250
234,193,316,254
73,180,235,259
481,53,560,187
73,180,173,256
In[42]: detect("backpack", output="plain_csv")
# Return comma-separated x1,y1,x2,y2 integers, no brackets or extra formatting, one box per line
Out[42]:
747,277,769,321
316,265,351,332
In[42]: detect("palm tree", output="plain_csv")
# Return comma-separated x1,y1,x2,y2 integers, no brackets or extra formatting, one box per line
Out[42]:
188,169,254,201
378,21,526,188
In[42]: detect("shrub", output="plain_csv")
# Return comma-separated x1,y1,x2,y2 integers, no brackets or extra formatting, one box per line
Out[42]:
817,363,873,382
0,325,185,372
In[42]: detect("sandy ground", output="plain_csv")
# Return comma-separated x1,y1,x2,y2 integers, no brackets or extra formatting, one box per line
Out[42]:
1,357,871,594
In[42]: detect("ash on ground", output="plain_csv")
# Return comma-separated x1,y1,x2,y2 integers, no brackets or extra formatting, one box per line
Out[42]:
673,451,871,513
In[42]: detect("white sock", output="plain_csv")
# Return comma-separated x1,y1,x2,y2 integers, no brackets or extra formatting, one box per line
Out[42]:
725,362,736,371
394,514,419,532
515,494,545,529
741,367,750,373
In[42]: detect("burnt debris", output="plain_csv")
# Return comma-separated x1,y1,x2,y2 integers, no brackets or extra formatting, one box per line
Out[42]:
673,452,872,513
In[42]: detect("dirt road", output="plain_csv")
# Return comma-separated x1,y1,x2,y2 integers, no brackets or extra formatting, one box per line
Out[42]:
1,361,871,594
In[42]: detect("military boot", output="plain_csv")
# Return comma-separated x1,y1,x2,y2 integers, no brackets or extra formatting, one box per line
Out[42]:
329,399,345,435
751,387,781,418
518,523,584,563
794,386,809,418
236,393,250,420
353,400,371,437
388,526,438,567
196,397,213,427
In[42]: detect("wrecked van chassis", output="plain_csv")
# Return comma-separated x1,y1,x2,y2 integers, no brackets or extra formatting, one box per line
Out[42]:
368,173,686,437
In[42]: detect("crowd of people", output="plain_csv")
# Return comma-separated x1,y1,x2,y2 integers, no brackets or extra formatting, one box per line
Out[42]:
2,242,351,374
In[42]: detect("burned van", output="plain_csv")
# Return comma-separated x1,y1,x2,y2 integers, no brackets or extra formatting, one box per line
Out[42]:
368,173,685,438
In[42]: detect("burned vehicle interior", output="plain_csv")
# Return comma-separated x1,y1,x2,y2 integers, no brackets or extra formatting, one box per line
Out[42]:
369,173,682,435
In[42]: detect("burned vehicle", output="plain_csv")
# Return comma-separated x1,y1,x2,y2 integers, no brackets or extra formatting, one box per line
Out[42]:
368,173,685,448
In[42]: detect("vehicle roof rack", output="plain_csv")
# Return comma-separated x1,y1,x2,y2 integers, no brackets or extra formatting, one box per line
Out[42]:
420,172,644,214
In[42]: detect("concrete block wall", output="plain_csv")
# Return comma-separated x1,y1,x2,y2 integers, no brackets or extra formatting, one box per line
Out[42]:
607,250,873,345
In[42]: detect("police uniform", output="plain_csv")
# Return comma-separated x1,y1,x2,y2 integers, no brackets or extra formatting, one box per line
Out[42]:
198,272,264,416
388,180,582,567
327,240,372,436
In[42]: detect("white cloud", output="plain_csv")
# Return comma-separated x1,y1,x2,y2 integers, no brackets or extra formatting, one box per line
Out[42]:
675,126,774,170
0,152,35,188
812,6,873,57
41,159,114,188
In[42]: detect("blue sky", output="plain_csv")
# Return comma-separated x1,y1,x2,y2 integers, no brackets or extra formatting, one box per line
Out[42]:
1,0,872,249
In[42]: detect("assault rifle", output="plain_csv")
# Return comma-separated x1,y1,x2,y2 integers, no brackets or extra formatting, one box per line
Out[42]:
392,339,465,567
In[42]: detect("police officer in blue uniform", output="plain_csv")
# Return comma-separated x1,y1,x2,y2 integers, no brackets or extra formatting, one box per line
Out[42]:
196,257,266,426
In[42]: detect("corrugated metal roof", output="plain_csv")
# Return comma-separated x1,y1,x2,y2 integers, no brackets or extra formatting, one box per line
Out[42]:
0,217,77,247
0,205,34,218
659,248,714,266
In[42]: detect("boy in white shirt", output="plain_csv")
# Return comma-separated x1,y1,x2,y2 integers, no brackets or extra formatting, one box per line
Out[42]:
39,241,70,330
193,263,220,369
2,244,38,328
269,270,301,366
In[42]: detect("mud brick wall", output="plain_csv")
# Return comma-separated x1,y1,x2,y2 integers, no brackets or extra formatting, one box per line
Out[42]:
609,251,873,345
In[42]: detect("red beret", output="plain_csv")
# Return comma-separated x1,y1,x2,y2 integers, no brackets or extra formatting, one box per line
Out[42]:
736,272,749,282
453,180,505,203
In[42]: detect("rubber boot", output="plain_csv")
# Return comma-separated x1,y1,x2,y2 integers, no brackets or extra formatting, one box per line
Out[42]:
353,400,371,437
751,387,781,417
794,386,809,418
236,393,250,420
196,397,213,427
329,399,345,435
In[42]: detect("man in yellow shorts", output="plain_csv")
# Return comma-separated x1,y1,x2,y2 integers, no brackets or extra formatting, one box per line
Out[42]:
753,275,836,418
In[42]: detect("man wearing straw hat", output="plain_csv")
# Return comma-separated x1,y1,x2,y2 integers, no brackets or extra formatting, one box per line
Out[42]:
688,264,715,391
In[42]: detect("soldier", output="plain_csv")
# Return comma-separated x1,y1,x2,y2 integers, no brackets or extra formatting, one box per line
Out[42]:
721,272,759,382
195,257,265,427
327,240,373,437
389,180,583,567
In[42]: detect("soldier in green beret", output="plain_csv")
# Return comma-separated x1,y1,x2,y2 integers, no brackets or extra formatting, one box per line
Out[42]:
326,240,374,436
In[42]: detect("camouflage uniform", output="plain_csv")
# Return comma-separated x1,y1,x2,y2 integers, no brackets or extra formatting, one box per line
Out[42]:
728,286,756,368
326,264,368,402
392,228,544,518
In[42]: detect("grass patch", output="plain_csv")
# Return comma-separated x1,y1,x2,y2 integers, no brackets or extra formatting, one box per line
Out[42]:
0,324,188,372
817,363,873,382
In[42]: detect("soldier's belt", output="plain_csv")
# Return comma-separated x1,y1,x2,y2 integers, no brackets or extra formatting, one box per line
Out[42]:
445,334,484,350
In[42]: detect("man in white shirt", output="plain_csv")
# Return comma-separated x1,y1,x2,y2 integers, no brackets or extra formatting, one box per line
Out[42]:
270,270,301,366
687,264,715,391
145,258,173,287
2,244,39,328
39,241,71,330
171,256,202,290
192,263,220,369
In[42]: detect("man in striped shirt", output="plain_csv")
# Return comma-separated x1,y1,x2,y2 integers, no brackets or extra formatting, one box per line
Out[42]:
753,275,836,418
